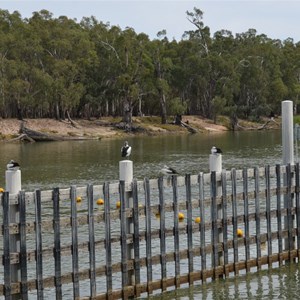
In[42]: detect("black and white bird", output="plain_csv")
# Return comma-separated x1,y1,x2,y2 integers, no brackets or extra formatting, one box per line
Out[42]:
160,165,178,176
211,146,222,155
121,141,132,158
7,160,20,171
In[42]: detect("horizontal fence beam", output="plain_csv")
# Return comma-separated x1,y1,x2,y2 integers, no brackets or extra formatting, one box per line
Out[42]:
2,165,292,205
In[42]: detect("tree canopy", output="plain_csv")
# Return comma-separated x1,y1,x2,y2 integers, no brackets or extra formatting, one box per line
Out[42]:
0,8,299,125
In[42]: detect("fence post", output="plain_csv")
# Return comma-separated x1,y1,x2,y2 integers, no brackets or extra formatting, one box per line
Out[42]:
209,152,223,276
5,166,22,299
119,159,134,290
282,100,295,253
282,100,294,165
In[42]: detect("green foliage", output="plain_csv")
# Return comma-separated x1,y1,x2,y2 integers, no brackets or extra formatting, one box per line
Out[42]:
167,97,187,115
0,8,299,122
294,115,300,124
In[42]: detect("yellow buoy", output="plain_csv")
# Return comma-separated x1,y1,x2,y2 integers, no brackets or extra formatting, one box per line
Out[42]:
195,216,201,223
178,212,185,221
116,201,121,209
237,228,244,237
0,187,4,193
96,198,104,205
76,196,82,203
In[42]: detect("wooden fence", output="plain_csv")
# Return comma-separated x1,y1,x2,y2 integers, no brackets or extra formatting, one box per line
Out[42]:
0,163,300,299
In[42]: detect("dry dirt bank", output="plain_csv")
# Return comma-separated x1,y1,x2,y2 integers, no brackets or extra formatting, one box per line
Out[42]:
0,115,279,141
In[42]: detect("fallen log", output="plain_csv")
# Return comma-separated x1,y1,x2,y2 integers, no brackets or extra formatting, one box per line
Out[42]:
236,118,280,131
20,122,63,141
7,133,36,143
180,121,198,134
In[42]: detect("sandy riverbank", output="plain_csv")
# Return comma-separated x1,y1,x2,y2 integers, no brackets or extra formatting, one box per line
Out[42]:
0,115,280,141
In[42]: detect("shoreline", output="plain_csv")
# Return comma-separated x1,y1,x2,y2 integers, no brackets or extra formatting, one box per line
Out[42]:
0,116,280,141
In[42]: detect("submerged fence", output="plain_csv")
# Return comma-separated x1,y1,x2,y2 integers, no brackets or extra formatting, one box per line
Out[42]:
1,163,300,299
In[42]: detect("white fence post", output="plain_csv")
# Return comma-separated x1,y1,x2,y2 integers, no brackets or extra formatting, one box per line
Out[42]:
209,152,223,271
209,154,222,173
119,159,134,285
282,100,295,253
282,100,294,165
5,168,22,299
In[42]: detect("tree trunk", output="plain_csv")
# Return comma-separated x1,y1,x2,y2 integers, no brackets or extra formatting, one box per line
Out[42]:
17,100,23,121
55,102,60,120
160,92,167,124
122,96,132,124
138,96,143,116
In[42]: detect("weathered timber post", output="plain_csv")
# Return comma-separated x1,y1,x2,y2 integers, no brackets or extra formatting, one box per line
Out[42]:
209,151,223,277
282,100,295,253
119,159,134,292
5,166,22,299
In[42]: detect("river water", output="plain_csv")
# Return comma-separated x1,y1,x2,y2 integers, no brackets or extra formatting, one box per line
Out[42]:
0,130,282,190
1,129,300,299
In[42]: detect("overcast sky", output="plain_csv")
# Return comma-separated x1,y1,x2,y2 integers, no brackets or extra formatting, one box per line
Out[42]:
0,1,299,42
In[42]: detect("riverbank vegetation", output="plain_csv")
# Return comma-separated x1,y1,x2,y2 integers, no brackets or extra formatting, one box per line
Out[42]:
0,7,299,128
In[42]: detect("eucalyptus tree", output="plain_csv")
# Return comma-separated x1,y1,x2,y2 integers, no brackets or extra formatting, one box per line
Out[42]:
80,17,118,117
0,9,16,117
148,30,174,124
0,10,31,119
233,29,284,120
182,8,238,120
281,39,300,113
28,11,96,120
83,19,153,123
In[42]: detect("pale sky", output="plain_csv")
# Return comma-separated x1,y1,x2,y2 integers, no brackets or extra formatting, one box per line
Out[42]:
0,1,299,42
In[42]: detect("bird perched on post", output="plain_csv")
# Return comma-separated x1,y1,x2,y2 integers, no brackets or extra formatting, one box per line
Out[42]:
160,165,178,176
211,146,222,155
7,160,20,171
121,141,132,158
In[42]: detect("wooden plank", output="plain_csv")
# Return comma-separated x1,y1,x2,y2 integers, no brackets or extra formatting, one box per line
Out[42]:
185,174,194,284
198,173,206,283
34,189,44,299
70,186,80,299
276,164,283,266
172,175,180,288
4,165,293,206
286,164,293,257
119,180,128,296
1,181,294,238
104,182,112,294
158,176,167,291
243,168,250,272
19,191,28,299
132,179,141,297
144,178,153,295
295,163,300,259
221,170,229,277
265,165,272,268
254,167,261,270
2,191,12,299
231,168,239,275
87,184,96,298
53,187,62,299
211,171,219,278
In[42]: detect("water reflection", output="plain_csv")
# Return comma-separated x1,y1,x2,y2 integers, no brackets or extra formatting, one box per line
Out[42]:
149,264,300,299
0,130,282,191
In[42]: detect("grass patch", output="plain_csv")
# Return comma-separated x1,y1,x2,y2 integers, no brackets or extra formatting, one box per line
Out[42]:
67,132,78,136
294,115,300,124
216,116,231,129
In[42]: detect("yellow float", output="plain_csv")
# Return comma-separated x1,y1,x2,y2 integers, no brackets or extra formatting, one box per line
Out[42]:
96,198,104,205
